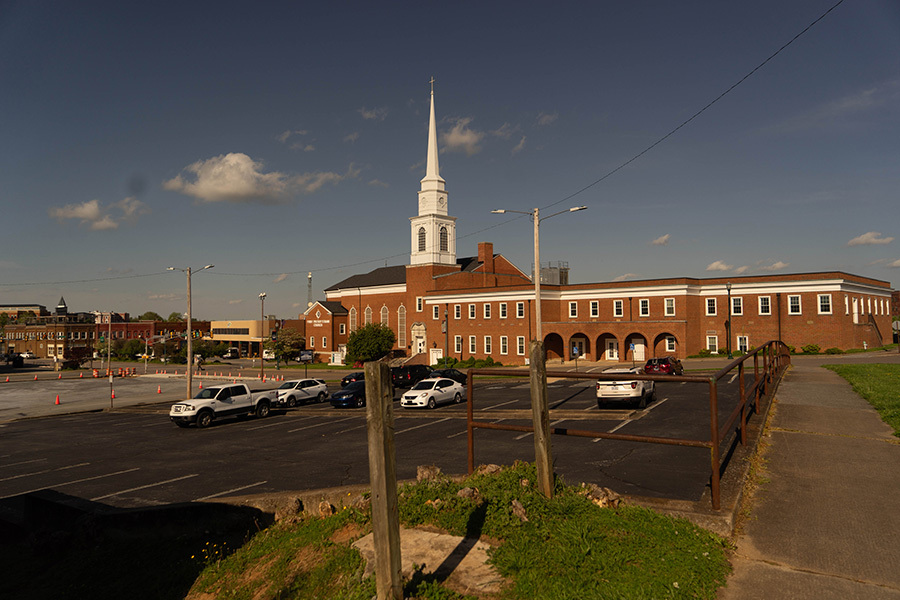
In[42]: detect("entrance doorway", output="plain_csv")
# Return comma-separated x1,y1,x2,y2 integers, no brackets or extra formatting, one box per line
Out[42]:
606,340,619,360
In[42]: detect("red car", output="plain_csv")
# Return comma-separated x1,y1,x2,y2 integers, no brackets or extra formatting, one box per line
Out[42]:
644,357,684,376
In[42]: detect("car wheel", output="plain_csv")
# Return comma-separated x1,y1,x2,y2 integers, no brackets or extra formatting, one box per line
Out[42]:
637,393,648,410
427,397,436,409
596,399,605,409
286,396,296,408
317,391,326,403
196,410,213,429
454,393,462,404
355,396,364,408
256,401,270,419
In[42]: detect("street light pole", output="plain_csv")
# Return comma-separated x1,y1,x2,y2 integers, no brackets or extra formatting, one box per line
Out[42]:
168,264,214,399
259,292,267,380
726,282,733,359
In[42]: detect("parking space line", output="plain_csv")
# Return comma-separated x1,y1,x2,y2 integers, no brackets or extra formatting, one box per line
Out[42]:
248,415,318,431
515,419,564,440
332,423,368,435
446,417,505,439
194,481,267,501
0,462,90,483
1,458,47,469
483,399,520,410
287,416,356,433
91,473,199,501
396,417,451,435
592,419,631,442
0,467,141,500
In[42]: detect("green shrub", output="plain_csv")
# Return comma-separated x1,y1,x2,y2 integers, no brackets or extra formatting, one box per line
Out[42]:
787,345,796,354
824,347,844,355
698,348,712,357
801,344,820,354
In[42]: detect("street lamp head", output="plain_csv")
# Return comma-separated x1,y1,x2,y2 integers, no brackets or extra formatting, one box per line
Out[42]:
259,292,267,300
726,282,732,291
203,264,215,270
569,206,588,212
166,267,176,271
490,209,506,214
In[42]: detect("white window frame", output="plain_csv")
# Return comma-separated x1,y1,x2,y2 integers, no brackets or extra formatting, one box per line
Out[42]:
454,304,461,320
569,302,577,318
468,304,476,319
499,302,508,319
468,335,476,354
398,306,407,347
517,336,526,356
706,298,717,316
706,335,718,353
416,297,423,312
737,335,749,353
516,302,525,318
613,299,624,318
433,305,440,320
454,335,462,353
483,304,491,319
818,294,832,315
639,298,650,317
500,336,508,355
309,336,315,348
732,297,743,316
380,306,389,325
484,336,492,354
788,295,802,315
339,323,346,335
322,336,327,349
666,336,676,352
664,298,675,316
758,296,771,316
590,300,599,318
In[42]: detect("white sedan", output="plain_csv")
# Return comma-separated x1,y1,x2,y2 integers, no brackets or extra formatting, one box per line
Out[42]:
275,378,328,407
596,367,656,409
401,377,465,409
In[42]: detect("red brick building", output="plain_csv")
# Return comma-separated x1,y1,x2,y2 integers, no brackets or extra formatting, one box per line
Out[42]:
308,90,894,366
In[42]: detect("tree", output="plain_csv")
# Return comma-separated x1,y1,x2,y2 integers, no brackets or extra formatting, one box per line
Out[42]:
64,346,94,367
264,328,305,365
137,311,164,322
345,323,396,365
167,312,185,322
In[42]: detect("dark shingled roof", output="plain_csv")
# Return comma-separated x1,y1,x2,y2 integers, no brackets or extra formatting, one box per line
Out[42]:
315,301,348,315
324,265,408,291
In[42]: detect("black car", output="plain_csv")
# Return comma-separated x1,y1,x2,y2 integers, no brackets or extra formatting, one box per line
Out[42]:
340,372,364,387
428,368,467,385
331,381,367,408
391,364,432,388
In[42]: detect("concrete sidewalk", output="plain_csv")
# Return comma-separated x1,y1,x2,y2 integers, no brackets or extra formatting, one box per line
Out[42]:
719,362,900,599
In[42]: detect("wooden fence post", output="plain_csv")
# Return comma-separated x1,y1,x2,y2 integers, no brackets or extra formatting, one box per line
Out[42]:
529,340,554,498
364,360,402,599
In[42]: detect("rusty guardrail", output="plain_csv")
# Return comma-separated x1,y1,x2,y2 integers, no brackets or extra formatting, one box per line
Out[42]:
464,340,791,509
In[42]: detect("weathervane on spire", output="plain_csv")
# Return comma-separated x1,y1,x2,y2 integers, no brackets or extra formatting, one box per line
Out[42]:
430,77,435,95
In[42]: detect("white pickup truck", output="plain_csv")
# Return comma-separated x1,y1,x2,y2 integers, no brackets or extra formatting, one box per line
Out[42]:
169,383,277,428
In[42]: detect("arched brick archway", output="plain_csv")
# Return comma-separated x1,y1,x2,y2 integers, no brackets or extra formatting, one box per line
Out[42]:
652,332,678,358
568,333,591,360
624,332,647,362
544,333,564,361
595,333,619,361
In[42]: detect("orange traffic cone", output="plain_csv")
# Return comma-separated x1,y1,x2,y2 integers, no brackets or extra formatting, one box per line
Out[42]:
79,372,83,378
34,375,38,381
58,373,62,379
157,385,162,394
55,394,60,405
4,376,8,383
111,389,115,399
198,381,203,389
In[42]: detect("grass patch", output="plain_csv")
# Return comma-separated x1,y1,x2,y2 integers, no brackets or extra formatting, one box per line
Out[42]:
824,363,900,437
188,462,730,599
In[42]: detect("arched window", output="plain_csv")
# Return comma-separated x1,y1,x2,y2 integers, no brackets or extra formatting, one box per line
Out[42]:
397,306,406,347
365,307,373,325
380,306,389,325
349,307,357,331
418,227,426,252
439,226,448,252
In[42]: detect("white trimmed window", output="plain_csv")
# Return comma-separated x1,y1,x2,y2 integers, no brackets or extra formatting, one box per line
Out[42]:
484,336,492,354
454,304,461,319
706,298,717,316
416,297,423,312
483,304,491,319
613,300,624,318
706,336,718,353
737,336,748,353
364,307,372,325
517,336,526,356
590,300,599,318
569,302,577,318
349,307,357,331
433,305,440,320
309,336,315,348
500,336,508,355
398,306,406,347
380,306,389,325
417,227,426,252
758,296,771,316
732,297,743,316
322,336,327,349
844,296,849,315
516,302,525,318
665,298,675,316
339,323,346,335
788,295,802,315
469,335,476,354
818,294,832,315
454,335,462,353
666,336,676,352
639,299,650,317
468,304,476,319
499,302,508,319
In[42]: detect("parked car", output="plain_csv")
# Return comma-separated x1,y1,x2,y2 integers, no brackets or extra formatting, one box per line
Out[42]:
222,348,241,360
401,378,465,409
596,367,656,409
428,368,468,385
644,357,684,376
340,372,365,387
275,378,328,407
331,381,367,408
391,364,432,388
169,383,277,428
21,351,37,359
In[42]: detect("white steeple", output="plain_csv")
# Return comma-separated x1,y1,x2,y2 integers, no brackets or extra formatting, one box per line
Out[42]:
411,79,456,266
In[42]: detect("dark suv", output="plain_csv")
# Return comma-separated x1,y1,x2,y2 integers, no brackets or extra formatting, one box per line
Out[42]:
391,364,432,388
643,357,684,376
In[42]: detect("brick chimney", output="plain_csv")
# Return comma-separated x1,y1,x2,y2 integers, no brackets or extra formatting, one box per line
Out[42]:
478,242,494,272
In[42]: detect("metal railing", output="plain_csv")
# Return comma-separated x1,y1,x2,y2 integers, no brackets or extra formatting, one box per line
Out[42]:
464,340,791,509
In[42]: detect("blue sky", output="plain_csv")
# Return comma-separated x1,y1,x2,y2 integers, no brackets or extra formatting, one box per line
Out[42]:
1,0,898,320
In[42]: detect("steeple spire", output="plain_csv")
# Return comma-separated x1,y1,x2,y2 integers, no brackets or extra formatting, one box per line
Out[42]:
421,77,445,190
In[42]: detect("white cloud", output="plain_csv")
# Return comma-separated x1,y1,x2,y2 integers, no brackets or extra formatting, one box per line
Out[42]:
511,136,526,155
706,260,733,272
536,111,558,126
344,132,359,143
651,234,670,246
771,80,900,132
228,299,244,305
889,259,900,268
490,123,519,139
759,260,790,272
358,106,388,121
441,117,484,156
613,273,637,282
274,273,289,283
368,179,389,188
49,196,148,230
163,153,358,203
734,265,750,275
277,129,308,143
848,231,894,246
148,293,178,301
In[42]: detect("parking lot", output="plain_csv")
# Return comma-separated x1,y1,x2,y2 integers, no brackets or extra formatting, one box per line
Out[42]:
0,370,746,512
